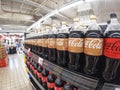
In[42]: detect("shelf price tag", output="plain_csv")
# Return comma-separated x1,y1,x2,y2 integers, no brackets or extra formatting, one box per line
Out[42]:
38,57,43,65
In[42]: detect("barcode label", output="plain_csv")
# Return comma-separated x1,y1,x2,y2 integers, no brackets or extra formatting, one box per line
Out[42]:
38,57,43,65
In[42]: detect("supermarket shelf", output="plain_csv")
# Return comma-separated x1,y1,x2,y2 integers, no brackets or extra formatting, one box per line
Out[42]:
23,48,98,90
23,48,120,90
102,83,120,90
28,69,45,90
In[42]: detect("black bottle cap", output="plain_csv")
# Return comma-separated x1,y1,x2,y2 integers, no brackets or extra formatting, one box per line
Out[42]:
110,13,117,18
63,84,73,90
107,20,111,24
47,74,56,82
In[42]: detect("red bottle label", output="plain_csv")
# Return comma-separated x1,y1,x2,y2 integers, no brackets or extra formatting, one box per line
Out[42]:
34,70,37,75
104,38,120,59
37,72,42,78
47,82,54,88
54,86,63,90
42,76,47,82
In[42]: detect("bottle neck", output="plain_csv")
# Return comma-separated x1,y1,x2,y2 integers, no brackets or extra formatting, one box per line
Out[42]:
91,19,97,24
111,18,119,24
88,19,101,31
45,29,49,35
52,27,57,34
74,22,79,30
62,25,69,33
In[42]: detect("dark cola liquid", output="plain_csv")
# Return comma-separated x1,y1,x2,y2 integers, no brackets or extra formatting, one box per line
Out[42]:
48,34,57,63
57,33,69,67
68,31,84,71
38,36,43,57
33,37,36,54
42,35,48,59
84,30,104,76
103,31,120,81
32,37,35,53
35,36,39,55
31,37,34,52
24,38,27,49
47,74,56,90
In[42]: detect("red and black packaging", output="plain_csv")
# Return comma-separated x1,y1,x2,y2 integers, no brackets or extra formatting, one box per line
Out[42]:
103,13,120,81
54,78,64,90
47,74,57,90
63,84,77,90
37,65,43,84
41,69,49,89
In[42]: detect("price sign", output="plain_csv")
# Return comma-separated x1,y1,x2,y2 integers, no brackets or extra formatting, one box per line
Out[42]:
27,48,30,53
38,57,43,65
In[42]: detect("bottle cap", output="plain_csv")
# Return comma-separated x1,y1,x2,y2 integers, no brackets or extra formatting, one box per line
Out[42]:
73,18,79,22
62,21,67,25
52,24,56,27
110,13,117,18
46,26,50,29
90,15,96,20
107,20,111,24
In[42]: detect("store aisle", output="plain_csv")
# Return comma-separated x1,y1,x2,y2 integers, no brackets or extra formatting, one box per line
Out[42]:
0,54,33,90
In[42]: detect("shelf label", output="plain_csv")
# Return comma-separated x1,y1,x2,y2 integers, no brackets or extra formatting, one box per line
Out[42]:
38,57,43,65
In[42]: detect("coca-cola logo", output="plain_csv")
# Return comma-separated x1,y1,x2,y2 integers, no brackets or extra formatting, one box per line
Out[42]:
49,40,55,46
57,39,64,46
38,39,42,43
85,38,103,49
105,40,120,52
45,39,48,44
69,38,83,47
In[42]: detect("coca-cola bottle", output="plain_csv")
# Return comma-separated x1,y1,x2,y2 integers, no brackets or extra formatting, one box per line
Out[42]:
30,59,34,74
68,18,84,71
84,15,104,75
47,74,56,90
42,26,49,60
41,69,49,89
33,61,38,78
37,65,43,84
48,24,57,63
37,31,43,57
36,36,39,55
54,78,64,90
103,13,120,81
56,22,69,67
31,37,34,52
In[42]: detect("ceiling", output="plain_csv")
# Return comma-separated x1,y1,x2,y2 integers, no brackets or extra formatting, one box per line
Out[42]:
0,0,120,33
0,0,76,32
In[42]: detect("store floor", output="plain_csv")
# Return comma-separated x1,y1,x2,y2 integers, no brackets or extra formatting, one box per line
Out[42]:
0,54,33,90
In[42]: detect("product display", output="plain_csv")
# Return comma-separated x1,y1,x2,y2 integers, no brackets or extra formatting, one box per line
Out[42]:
47,74,56,90
103,13,120,81
1,1,120,90
23,13,120,90
84,15,104,75
48,24,57,63
56,22,69,67
68,18,84,71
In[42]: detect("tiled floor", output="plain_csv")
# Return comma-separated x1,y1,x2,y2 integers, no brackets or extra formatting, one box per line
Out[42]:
0,54,33,90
